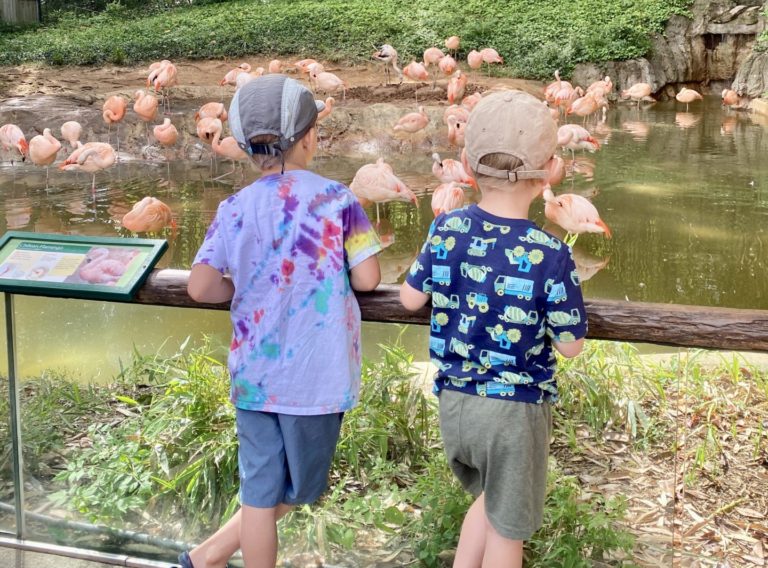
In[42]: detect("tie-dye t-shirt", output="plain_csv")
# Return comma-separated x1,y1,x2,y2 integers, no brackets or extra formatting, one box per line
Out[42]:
193,170,381,415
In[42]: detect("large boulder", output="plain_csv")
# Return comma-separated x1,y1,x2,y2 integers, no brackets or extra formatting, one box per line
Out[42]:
572,0,766,96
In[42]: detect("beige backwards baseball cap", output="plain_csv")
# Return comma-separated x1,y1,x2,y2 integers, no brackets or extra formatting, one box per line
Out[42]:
464,90,557,181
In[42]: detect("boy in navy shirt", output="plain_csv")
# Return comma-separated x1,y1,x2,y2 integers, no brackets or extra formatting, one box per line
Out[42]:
400,90,587,568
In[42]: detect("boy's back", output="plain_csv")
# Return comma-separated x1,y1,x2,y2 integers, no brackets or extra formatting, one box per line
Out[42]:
408,204,586,404
195,169,380,414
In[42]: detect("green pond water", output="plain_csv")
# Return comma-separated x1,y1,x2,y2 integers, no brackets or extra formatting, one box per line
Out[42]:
0,96,766,380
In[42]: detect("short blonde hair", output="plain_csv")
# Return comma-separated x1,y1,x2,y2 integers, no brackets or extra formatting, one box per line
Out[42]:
473,152,540,193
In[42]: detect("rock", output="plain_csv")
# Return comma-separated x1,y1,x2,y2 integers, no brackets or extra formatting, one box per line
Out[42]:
732,51,768,97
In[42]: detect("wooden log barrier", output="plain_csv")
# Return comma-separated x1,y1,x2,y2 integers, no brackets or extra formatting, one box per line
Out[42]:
134,269,768,353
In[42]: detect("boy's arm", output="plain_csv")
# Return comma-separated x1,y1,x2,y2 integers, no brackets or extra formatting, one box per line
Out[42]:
350,254,381,292
188,263,234,304
553,338,585,358
400,280,430,312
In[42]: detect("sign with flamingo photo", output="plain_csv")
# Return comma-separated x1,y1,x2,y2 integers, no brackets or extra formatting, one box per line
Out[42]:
0,232,167,301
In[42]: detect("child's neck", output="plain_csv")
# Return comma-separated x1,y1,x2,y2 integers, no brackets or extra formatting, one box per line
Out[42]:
477,189,535,220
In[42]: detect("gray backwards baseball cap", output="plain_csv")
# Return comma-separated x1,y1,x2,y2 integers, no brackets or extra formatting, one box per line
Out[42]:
228,74,325,157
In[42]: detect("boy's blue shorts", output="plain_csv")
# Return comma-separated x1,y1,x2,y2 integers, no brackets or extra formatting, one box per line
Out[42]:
235,408,344,508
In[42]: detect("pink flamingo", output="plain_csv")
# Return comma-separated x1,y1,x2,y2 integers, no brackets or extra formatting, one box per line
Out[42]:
122,197,174,233
317,97,335,121
444,36,460,57
153,118,178,170
294,59,319,74
403,60,429,84
310,69,347,101
568,92,600,123
60,121,82,149
443,104,470,126
268,59,283,74
446,114,466,147
194,102,228,123
394,106,429,149
675,87,703,112
103,95,127,155
461,92,482,111
28,128,62,186
479,48,503,76
431,152,477,189
60,142,116,192
0,124,29,164
423,47,445,79
554,84,582,114
587,76,613,98
545,155,566,187
133,90,159,145
447,70,467,104
150,60,178,114
372,44,403,84
431,182,465,216
722,89,740,107
205,119,248,180
544,70,571,104
557,124,600,160
620,83,654,107
78,247,129,284
220,63,251,87
542,186,611,245
467,50,483,77
235,67,265,90
438,55,457,78
349,157,417,222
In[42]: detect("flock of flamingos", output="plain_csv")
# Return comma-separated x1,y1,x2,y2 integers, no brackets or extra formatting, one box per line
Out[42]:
0,34,747,241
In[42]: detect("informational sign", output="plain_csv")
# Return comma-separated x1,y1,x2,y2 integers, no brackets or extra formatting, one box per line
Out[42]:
0,232,168,301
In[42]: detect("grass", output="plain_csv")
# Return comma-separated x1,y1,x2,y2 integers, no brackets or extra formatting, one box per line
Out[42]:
0,0,693,79
5,335,766,565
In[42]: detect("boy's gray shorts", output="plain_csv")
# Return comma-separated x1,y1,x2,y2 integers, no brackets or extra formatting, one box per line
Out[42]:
438,389,552,541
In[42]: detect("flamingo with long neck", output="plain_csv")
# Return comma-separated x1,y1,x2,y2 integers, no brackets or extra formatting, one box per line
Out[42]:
60,142,116,192
103,95,127,158
0,124,29,165
29,128,62,187
207,119,248,181
349,157,418,223
542,186,611,245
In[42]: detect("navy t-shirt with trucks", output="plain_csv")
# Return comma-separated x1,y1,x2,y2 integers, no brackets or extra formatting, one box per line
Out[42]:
406,204,588,404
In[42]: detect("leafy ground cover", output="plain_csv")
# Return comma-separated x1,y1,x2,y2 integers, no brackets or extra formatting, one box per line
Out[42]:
0,0,692,79
2,336,766,566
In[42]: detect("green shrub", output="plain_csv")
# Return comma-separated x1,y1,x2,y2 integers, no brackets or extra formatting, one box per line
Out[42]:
3,0,693,79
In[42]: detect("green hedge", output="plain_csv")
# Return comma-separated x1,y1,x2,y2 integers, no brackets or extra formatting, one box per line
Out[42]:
1,0,692,79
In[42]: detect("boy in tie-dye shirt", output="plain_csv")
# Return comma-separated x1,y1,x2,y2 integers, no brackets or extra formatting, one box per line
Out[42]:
185,76,381,568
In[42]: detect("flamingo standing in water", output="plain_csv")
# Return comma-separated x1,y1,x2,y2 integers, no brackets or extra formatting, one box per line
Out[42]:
432,152,477,188
60,142,116,192
423,47,445,88
122,196,174,233
103,95,127,157
372,44,403,85
568,91,600,124
431,182,465,216
722,89,740,108
544,70,571,104
446,114,466,147
60,121,82,149
29,128,62,187
0,124,29,165
621,83,654,107
675,87,703,112
557,124,600,160
349,157,418,223
205,119,249,180
153,118,178,170
461,92,482,111
542,186,611,245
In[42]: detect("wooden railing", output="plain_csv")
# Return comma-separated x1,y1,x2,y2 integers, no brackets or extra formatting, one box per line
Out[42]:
132,269,768,352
